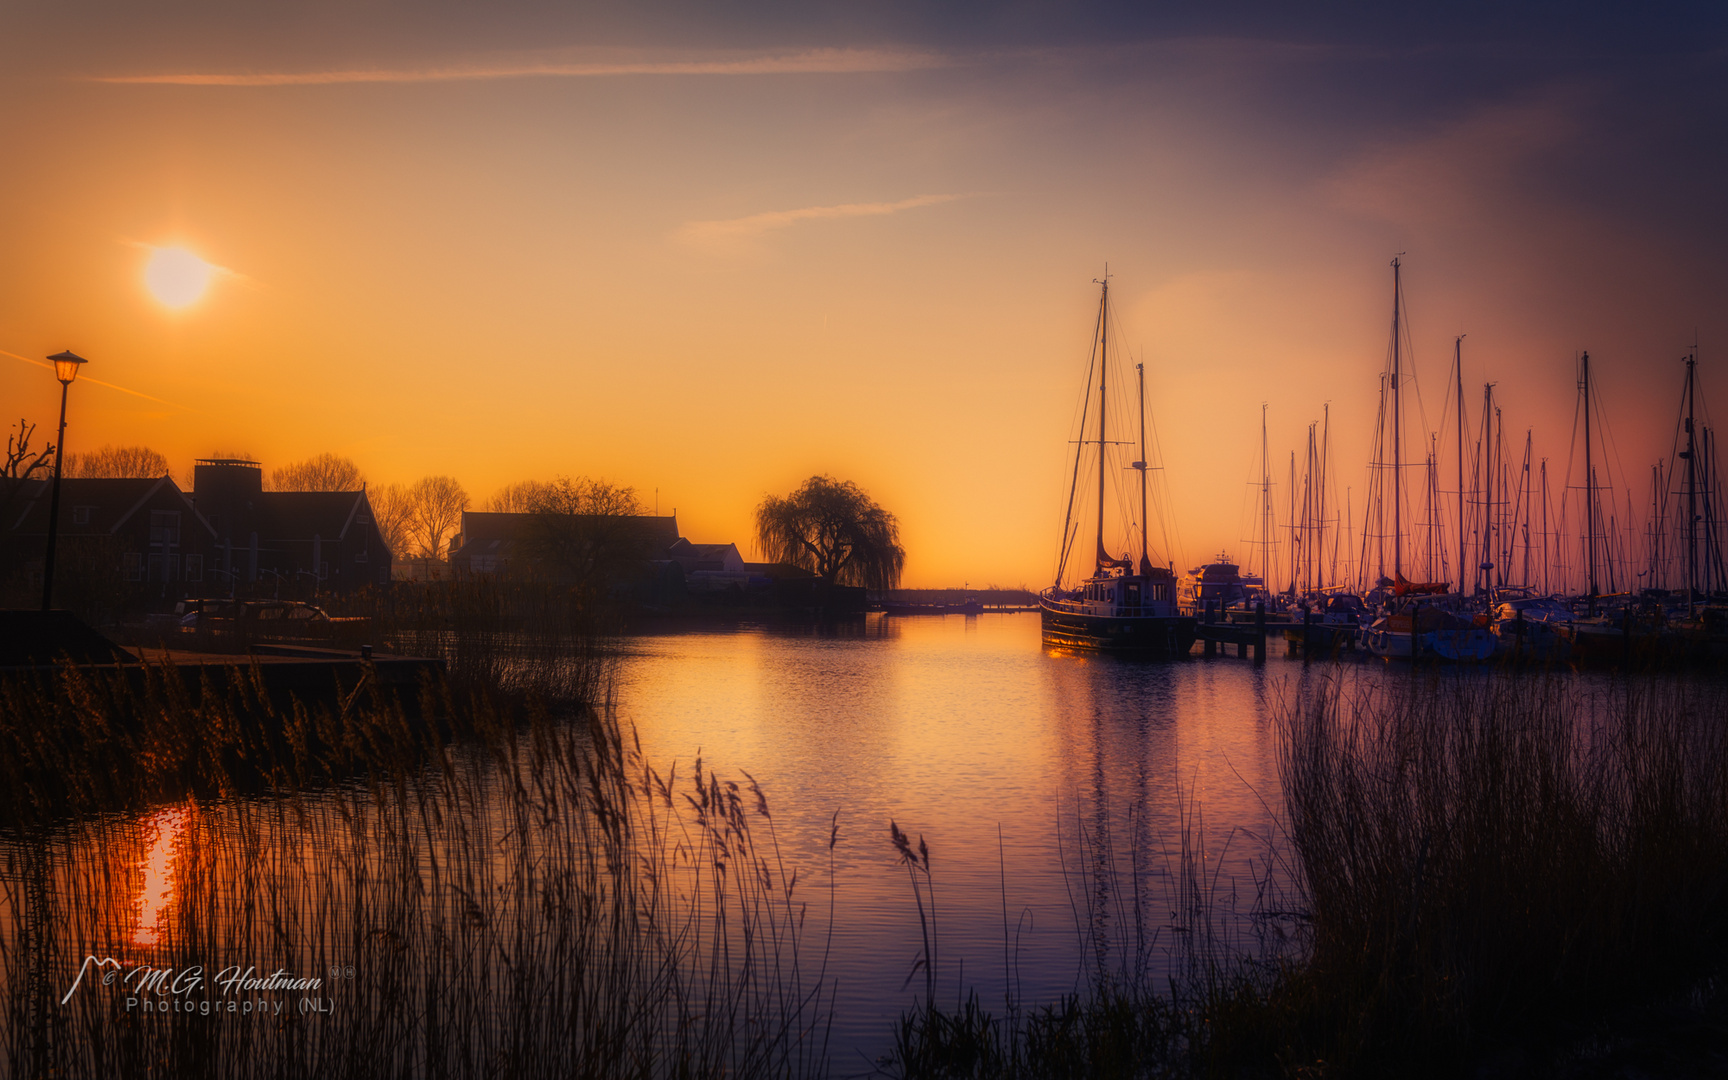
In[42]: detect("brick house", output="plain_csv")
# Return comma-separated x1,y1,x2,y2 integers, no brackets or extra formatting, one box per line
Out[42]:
2,474,218,605
189,459,391,595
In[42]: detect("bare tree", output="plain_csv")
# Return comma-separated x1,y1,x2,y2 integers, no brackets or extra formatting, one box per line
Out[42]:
524,477,651,595
487,479,556,513
408,476,470,560
1,420,55,583
270,453,365,492
64,444,170,479
4,420,53,483
756,475,905,589
368,482,415,558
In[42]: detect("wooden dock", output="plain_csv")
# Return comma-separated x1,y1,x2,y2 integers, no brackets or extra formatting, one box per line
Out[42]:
1195,602,1274,661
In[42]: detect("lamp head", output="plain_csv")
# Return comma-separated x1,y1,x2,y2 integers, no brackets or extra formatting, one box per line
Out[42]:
47,350,88,385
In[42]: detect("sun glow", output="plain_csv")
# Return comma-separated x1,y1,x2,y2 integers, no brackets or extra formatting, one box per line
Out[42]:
134,807,189,947
144,246,215,308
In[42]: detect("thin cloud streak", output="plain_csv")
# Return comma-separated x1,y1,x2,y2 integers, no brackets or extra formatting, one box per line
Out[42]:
2,349,191,410
680,194,970,243
94,48,947,87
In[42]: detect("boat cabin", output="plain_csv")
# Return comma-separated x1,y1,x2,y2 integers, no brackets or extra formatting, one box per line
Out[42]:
1056,568,1175,617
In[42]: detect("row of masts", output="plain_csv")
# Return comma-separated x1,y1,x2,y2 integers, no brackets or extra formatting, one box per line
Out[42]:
1247,258,1724,607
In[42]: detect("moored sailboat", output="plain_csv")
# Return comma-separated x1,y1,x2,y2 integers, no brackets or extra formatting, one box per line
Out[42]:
1040,275,1196,656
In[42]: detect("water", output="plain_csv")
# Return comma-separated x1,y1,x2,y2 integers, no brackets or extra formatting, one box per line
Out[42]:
5,612,1344,1075
611,612,1295,1072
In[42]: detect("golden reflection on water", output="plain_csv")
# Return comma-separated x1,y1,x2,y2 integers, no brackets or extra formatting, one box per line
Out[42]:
134,807,189,947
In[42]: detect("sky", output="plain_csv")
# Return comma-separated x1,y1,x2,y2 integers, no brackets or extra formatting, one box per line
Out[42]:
2,2,1724,588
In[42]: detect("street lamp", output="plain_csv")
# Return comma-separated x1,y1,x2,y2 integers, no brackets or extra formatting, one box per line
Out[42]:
40,350,88,611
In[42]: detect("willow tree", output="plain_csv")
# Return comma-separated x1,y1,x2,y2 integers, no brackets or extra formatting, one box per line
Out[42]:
755,476,905,589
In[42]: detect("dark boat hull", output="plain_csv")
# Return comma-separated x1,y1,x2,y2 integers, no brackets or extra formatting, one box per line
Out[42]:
1039,602,1197,656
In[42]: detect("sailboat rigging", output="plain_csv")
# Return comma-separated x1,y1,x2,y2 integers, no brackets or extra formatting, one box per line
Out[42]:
1041,274,1196,656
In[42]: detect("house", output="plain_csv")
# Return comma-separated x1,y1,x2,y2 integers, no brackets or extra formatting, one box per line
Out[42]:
665,539,745,574
2,474,218,604
448,511,682,578
189,459,391,595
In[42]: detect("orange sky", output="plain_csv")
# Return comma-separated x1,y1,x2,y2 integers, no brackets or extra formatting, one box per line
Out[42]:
3,11,1723,587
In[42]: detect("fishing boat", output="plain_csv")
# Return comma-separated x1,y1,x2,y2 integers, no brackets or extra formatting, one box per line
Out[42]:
1040,274,1196,657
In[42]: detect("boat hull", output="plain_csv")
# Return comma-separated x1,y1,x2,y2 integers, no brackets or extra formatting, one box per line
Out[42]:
1039,602,1197,657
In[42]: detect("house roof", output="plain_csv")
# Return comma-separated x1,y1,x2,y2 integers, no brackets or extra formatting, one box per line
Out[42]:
456,511,680,551
5,476,213,538
256,490,366,542
667,540,739,560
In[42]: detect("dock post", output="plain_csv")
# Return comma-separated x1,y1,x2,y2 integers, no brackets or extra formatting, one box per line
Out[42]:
1412,600,1421,672
1255,602,1266,664
1514,609,1525,664
1302,606,1313,664
1204,601,1216,658
1622,607,1632,672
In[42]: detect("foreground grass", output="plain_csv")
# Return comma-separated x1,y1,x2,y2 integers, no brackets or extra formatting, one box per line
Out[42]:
0,650,835,1078
887,670,1728,1078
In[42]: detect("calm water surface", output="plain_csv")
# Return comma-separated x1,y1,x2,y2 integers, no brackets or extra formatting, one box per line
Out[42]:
613,611,1305,1072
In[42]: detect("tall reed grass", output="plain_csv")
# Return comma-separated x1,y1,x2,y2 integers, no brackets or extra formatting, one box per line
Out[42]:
0,655,835,1078
1274,669,1728,1074
886,669,1728,1078
345,576,614,702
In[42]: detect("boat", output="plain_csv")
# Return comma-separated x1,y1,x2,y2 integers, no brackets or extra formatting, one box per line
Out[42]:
1490,594,1574,662
1282,592,1368,653
1040,274,1197,657
1361,601,1494,661
1176,554,1259,617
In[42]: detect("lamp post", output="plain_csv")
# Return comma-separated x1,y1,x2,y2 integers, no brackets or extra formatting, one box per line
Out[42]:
40,350,88,611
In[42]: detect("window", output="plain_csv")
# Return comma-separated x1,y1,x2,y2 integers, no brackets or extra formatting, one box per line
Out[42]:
184,554,203,583
123,553,144,582
72,506,92,525
149,510,181,545
355,548,368,563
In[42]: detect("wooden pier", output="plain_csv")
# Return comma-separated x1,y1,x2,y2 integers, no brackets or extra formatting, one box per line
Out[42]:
1195,602,1270,661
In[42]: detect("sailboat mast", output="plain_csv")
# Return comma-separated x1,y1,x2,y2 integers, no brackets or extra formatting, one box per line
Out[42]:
1480,383,1493,596
1136,361,1150,571
1541,459,1551,594
1392,256,1403,580
1095,278,1109,576
1455,336,1466,597
1320,403,1331,590
1584,351,1597,600
1685,350,1698,611
1260,404,1273,588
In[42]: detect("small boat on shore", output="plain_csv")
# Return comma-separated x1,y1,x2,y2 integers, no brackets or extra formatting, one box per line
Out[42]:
1040,274,1196,657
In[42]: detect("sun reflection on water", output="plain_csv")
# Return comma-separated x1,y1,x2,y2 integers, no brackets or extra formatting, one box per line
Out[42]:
134,808,189,947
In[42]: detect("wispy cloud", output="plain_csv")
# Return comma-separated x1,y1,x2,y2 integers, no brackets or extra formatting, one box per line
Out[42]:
2,348,191,410
94,48,946,87
678,193,970,244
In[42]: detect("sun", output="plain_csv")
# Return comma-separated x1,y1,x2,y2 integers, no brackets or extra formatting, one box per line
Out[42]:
144,246,215,308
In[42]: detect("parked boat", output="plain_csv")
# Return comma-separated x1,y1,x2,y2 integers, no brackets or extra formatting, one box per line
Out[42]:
1361,602,1495,661
1176,555,1259,617
1040,274,1196,657
1491,595,1574,662
1282,593,1368,653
